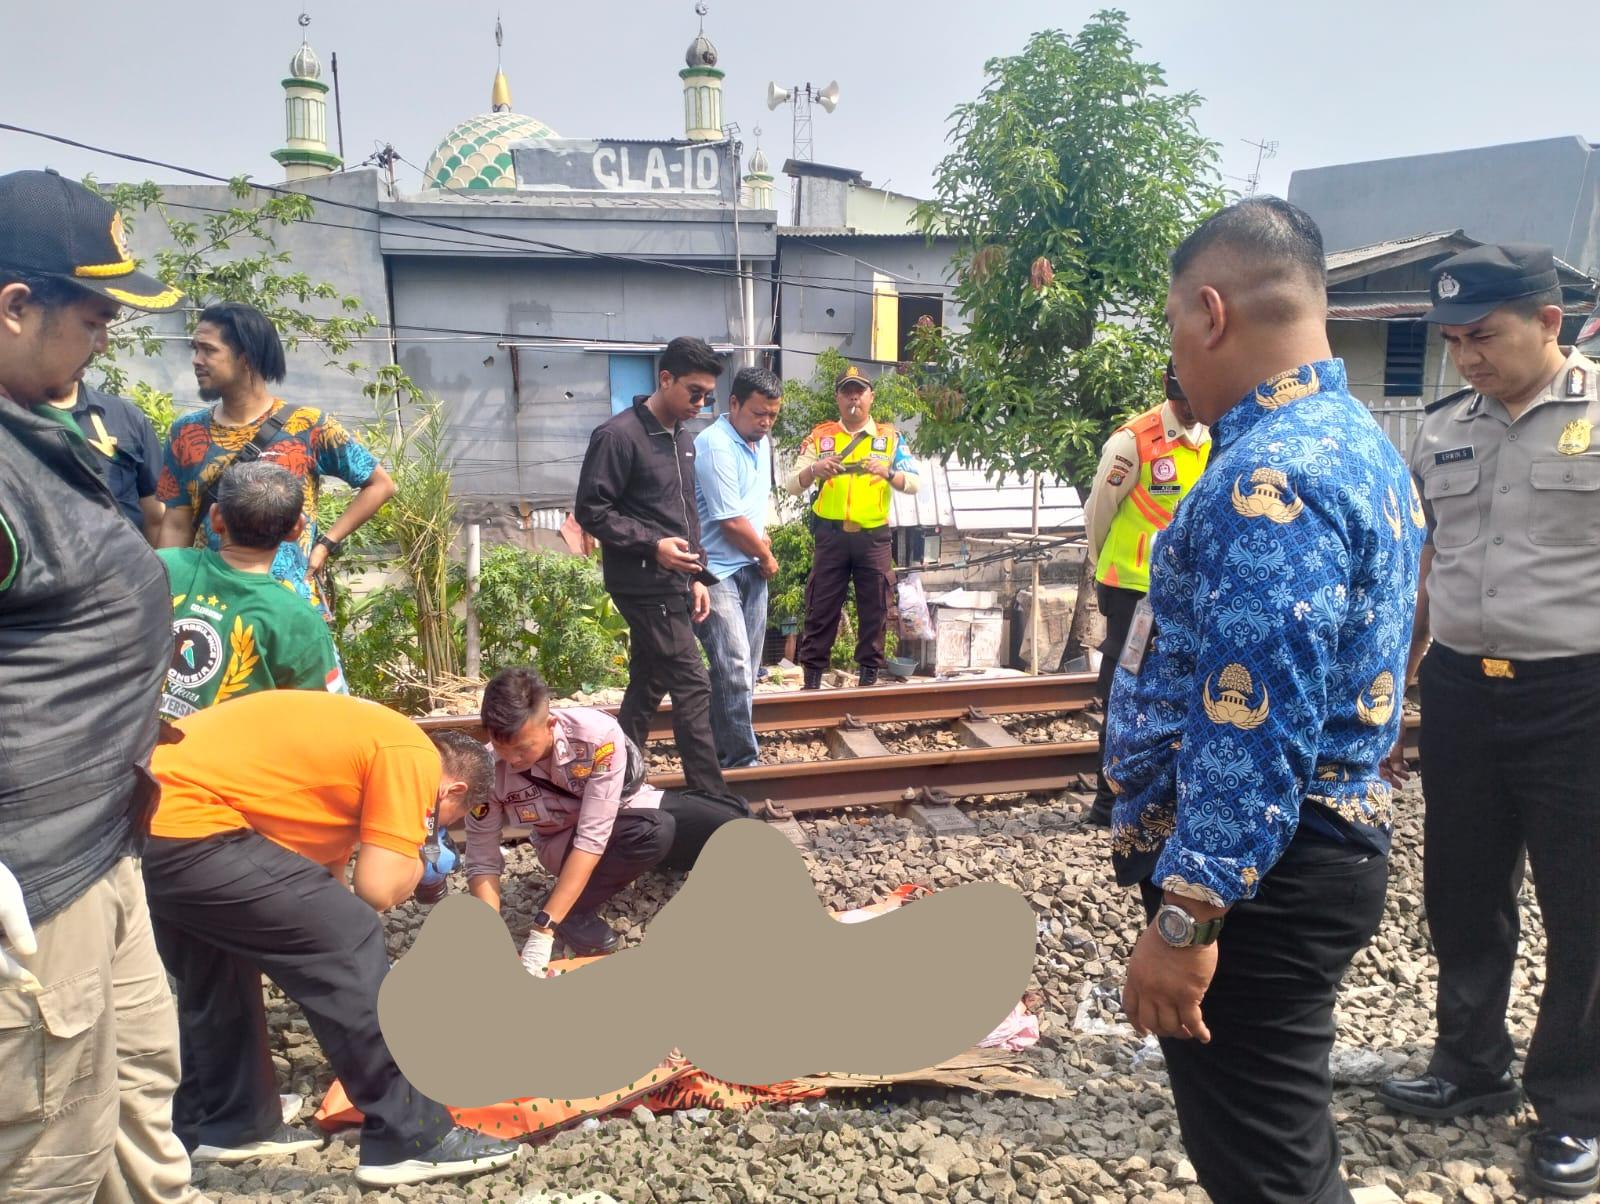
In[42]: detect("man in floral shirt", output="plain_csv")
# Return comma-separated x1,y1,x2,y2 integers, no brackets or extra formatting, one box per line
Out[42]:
157,302,393,617
1105,198,1423,1204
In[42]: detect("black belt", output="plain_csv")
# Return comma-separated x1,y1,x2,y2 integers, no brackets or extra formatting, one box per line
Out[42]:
812,516,888,532
1432,643,1600,681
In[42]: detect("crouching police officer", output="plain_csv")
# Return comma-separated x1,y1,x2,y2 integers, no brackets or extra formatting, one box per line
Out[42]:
1377,243,1600,1199
784,365,919,689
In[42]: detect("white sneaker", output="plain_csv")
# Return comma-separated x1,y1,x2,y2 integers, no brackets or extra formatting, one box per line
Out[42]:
191,1123,325,1164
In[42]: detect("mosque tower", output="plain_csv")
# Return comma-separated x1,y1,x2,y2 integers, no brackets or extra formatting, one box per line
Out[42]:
271,15,341,181
680,3,724,142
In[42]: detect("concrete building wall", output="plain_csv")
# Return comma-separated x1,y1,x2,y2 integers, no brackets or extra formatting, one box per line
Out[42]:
777,236,963,384
1289,137,1600,273
391,255,769,505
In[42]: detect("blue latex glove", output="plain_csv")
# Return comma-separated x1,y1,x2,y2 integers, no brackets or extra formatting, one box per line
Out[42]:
416,831,458,903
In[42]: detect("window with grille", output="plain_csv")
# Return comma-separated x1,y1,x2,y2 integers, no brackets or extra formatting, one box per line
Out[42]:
1384,322,1428,397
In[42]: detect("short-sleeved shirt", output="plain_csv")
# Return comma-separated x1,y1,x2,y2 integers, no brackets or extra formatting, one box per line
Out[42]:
156,547,346,721
47,385,162,528
1106,359,1423,907
464,708,662,881
1409,348,1600,660
157,400,379,614
150,690,439,866
694,415,772,580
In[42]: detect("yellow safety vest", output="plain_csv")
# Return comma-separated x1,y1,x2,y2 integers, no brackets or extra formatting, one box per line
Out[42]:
806,420,898,529
1097,408,1209,593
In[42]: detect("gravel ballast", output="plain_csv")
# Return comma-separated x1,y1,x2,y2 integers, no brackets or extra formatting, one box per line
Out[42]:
199,781,1585,1204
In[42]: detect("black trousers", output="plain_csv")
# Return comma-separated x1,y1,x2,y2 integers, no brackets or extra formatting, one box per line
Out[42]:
1139,835,1388,1204
1093,583,1145,812
142,831,454,1163
1418,644,1600,1135
566,788,750,915
615,592,727,796
798,522,893,673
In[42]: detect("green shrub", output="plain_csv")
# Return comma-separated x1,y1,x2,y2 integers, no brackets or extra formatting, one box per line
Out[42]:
471,545,628,697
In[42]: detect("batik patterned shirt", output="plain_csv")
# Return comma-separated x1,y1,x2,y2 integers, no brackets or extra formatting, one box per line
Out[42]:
157,400,379,616
1105,359,1423,907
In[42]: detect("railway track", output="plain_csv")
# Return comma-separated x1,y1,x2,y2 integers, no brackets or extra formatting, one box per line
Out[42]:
423,672,1421,823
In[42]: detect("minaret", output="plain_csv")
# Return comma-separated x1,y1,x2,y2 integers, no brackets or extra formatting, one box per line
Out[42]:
743,136,775,210
271,14,341,180
680,3,724,142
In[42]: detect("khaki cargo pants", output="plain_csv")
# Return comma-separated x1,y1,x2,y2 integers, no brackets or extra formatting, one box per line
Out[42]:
0,857,205,1203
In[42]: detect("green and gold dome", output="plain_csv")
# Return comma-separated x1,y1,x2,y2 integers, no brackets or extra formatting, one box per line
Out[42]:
421,67,557,191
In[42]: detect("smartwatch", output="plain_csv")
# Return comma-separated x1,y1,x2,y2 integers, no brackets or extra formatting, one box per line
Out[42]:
315,533,343,559
1154,902,1224,948
532,909,553,932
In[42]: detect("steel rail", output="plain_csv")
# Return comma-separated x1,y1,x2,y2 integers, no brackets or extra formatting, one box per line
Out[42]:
417,672,1101,743
653,739,1097,810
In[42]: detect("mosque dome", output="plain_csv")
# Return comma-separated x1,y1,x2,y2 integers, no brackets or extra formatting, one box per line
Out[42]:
685,34,718,68
422,110,559,191
748,146,770,176
289,41,322,81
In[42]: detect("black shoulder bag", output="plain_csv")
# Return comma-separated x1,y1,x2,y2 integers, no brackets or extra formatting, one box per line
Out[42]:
190,407,291,542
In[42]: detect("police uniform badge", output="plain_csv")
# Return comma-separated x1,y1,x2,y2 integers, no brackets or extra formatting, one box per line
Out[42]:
1566,366,1588,398
1558,419,1592,456
1435,273,1461,300
1106,469,1127,488
1150,456,1178,483
871,436,888,452
470,801,491,822
820,437,835,453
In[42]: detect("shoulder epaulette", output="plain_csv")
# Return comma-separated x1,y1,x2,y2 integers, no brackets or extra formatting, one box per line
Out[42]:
1424,387,1473,415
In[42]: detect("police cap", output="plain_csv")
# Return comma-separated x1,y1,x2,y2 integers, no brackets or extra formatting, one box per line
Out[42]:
834,364,872,392
1424,242,1560,325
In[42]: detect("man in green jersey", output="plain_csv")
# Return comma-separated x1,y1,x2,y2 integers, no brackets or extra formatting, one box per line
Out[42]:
158,460,344,720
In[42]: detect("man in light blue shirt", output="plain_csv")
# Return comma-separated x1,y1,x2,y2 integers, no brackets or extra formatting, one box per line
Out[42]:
693,367,783,767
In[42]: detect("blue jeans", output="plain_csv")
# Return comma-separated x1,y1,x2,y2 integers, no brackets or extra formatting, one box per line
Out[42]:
695,563,768,769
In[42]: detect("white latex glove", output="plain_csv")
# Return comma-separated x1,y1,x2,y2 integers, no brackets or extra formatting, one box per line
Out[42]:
0,861,41,992
520,928,555,978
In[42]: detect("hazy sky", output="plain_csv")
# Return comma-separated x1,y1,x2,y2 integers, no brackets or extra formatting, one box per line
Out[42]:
4,0,1596,208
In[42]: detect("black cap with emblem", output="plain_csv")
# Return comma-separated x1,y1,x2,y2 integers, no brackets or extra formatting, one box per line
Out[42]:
0,169,183,313
1424,242,1559,326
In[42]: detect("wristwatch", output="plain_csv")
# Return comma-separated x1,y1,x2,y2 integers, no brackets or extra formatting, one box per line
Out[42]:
315,533,343,559
1154,902,1224,948
532,909,554,933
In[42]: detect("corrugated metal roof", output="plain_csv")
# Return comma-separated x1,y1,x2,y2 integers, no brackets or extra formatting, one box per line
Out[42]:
780,227,942,240
890,459,1082,533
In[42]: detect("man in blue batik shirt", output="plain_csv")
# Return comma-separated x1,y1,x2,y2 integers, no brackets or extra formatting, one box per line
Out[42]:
1105,198,1423,1204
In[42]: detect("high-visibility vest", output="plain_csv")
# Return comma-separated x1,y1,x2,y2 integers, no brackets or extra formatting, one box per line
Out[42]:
1096,408,1209,593
806,420,899,529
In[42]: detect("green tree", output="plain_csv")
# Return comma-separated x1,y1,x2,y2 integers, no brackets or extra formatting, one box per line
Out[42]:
910,11,1223,485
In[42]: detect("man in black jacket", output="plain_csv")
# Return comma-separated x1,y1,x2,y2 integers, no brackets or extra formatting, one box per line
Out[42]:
576,336,729,794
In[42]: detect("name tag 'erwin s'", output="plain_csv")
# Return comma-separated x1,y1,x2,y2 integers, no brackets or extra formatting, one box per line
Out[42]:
1433,446,1474,466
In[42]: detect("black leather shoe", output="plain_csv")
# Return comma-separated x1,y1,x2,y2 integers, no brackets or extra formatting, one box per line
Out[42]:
1084,799,1114,827
1528,1130,1599,1199
1375,1071,1520,1119
556,911,618,956
857,666,880,688
802,667,823,691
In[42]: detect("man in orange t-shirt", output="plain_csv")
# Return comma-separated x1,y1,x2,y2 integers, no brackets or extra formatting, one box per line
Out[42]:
143,691,522,1189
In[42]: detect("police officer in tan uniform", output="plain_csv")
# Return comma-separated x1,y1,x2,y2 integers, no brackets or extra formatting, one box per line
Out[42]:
1080,360,1209,825
1376,243,1600,1199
